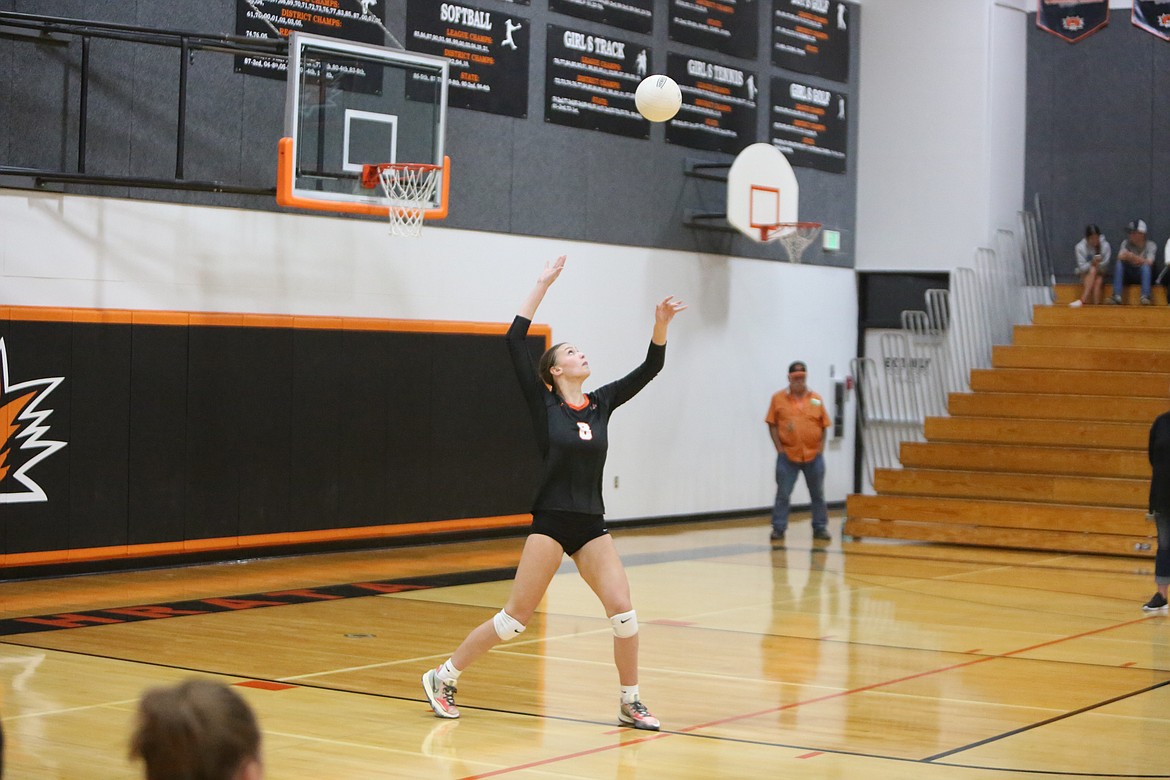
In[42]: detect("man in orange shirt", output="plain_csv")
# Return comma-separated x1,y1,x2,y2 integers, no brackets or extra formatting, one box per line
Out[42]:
765,361,832,543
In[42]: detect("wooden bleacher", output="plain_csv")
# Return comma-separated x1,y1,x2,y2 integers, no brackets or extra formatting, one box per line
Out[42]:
845,283,1169,557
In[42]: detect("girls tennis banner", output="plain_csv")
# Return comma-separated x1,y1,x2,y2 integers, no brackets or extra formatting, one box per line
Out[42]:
1035,0,1108,42
1132,1,1170,40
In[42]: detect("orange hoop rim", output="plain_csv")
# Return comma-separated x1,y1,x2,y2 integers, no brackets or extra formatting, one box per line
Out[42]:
360,162,442,190
756,221,822,243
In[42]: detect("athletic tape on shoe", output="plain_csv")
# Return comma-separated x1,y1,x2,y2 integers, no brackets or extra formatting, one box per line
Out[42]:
611,609,638,638
492,609,526,641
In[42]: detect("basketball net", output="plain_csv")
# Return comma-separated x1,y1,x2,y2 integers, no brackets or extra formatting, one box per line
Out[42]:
362,163,441,237
758,222,822,263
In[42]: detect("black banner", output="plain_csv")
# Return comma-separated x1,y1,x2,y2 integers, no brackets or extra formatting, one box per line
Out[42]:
770,76,846,173
669,0,758,59
407,0,530,117
234,0,387,82
1132,1,1170,40
665,53,758,154
549,0,654,34
0,315,543,559
545,25,651,138
772,0,850,83
1035,0,1109,42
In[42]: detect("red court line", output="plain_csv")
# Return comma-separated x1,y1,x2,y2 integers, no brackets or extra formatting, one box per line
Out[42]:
457,614,1157,779
460,733,668,779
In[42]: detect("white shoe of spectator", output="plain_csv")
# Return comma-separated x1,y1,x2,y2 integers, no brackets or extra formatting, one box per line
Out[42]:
1068,299,1083,307
1140,296,1152,305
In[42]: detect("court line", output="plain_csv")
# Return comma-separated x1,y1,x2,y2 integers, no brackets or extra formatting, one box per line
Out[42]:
451,613,1165,779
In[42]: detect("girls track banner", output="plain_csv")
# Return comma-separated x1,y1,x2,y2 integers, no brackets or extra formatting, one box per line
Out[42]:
1035,0,1109,43
1132,1,1170,40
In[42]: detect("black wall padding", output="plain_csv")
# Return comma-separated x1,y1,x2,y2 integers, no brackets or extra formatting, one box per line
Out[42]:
0,318,544,555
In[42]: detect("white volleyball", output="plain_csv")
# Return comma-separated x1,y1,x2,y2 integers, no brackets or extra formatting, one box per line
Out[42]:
635,75,682,122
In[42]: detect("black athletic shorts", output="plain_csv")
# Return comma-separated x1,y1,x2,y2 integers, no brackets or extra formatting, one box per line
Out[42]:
530,510,608,556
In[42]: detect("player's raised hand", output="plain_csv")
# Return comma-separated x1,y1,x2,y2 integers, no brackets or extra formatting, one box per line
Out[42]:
537,255,566,287
655,295,688,326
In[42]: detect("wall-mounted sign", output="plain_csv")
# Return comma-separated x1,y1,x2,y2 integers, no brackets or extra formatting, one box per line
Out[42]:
545,25,651,138
771,77,846,173
1035,0,1109,43
549,0,653,34
772,0,850,83
407,0,530,117
665,53,758,154
668,0,757,59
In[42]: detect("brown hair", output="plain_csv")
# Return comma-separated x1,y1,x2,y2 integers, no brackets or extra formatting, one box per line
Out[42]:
129,678,261,780
539,342,566,391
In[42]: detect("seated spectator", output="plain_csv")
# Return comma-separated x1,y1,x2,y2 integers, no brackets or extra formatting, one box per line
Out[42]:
129,678,263,780
1070,223,1111,306
1110,218,1156,305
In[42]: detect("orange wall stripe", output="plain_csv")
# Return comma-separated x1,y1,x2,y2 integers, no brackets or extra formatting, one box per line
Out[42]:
1,514,532,568
0,305,552,339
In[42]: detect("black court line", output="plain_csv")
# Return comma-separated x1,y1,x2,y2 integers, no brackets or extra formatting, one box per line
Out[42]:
923,677,1170,762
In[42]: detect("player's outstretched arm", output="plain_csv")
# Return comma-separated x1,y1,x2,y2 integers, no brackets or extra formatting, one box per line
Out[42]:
518,255,566,320
652,296,687,345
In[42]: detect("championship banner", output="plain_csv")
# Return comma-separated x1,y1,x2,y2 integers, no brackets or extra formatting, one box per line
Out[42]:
668,0,758,59
548,0,653,34
772,0,851,84
1035,0,1109,42
407,0,530,118
235,0,387,85
770,76,847,174
1133,0,1170,40
545,25,651,139
664,53,758,154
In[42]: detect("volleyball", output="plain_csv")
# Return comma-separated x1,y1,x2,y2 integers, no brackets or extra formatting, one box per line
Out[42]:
635,75,682,122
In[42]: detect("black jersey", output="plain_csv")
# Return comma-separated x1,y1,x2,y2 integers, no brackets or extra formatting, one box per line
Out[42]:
506,315,665,514
1150,411,1170,515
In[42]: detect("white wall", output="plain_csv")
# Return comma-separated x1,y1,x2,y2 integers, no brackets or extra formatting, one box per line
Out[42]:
0,187,858,523
855,0,1028,272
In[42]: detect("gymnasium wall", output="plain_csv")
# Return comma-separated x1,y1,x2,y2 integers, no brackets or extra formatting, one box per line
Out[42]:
0,0,860,266
0,189,859,565
0,1,861,567
1025,12,1170,280
855,0,1028,273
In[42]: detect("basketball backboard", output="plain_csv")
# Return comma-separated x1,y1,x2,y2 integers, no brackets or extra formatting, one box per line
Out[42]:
727,143,798,242
277,33,450,218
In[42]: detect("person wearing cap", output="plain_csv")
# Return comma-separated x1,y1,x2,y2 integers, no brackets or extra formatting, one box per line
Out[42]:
1109,219,1156,305
1070,224,1111,307
764,361,833,543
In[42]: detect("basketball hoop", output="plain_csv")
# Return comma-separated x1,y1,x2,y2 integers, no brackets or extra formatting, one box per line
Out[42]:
361,163,442,237
759,222,823,263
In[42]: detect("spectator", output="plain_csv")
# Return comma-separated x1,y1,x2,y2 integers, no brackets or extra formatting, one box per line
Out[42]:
129,678,263,780
1110,219,1155,305
765,361,833,544
1069,224,1111,307
1144,383,1170,612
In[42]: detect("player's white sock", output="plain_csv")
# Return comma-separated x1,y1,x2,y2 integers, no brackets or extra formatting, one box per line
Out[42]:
438,659,462,683
620,684,640,703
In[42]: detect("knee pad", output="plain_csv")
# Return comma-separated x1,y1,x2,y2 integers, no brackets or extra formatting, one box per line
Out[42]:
611,609,638,638
492,609,526,641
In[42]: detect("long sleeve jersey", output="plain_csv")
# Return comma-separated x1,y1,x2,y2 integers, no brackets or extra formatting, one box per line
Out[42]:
505,315,665,514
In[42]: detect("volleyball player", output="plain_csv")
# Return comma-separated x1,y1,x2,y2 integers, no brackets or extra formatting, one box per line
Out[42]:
422,255,686,730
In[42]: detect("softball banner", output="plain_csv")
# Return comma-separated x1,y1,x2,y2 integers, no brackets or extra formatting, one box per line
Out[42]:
1035,0,1108,42
1132,1,1170,40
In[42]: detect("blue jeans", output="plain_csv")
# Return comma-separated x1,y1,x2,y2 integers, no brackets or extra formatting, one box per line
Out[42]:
772,453,828,535
1114,261,1151,299
1156,513,1170,586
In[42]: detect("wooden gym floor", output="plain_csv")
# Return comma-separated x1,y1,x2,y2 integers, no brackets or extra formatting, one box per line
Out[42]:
1,515,1168,779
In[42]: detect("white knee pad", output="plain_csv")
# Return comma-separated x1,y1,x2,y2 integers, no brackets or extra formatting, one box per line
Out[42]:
611,609,638,638
492,609,526,641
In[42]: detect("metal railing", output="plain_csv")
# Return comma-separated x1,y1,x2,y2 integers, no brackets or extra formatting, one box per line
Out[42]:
852,212,1051,489
0,11,285,195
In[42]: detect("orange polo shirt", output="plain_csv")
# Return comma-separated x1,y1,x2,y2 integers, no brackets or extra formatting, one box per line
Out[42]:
765,388,831,463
